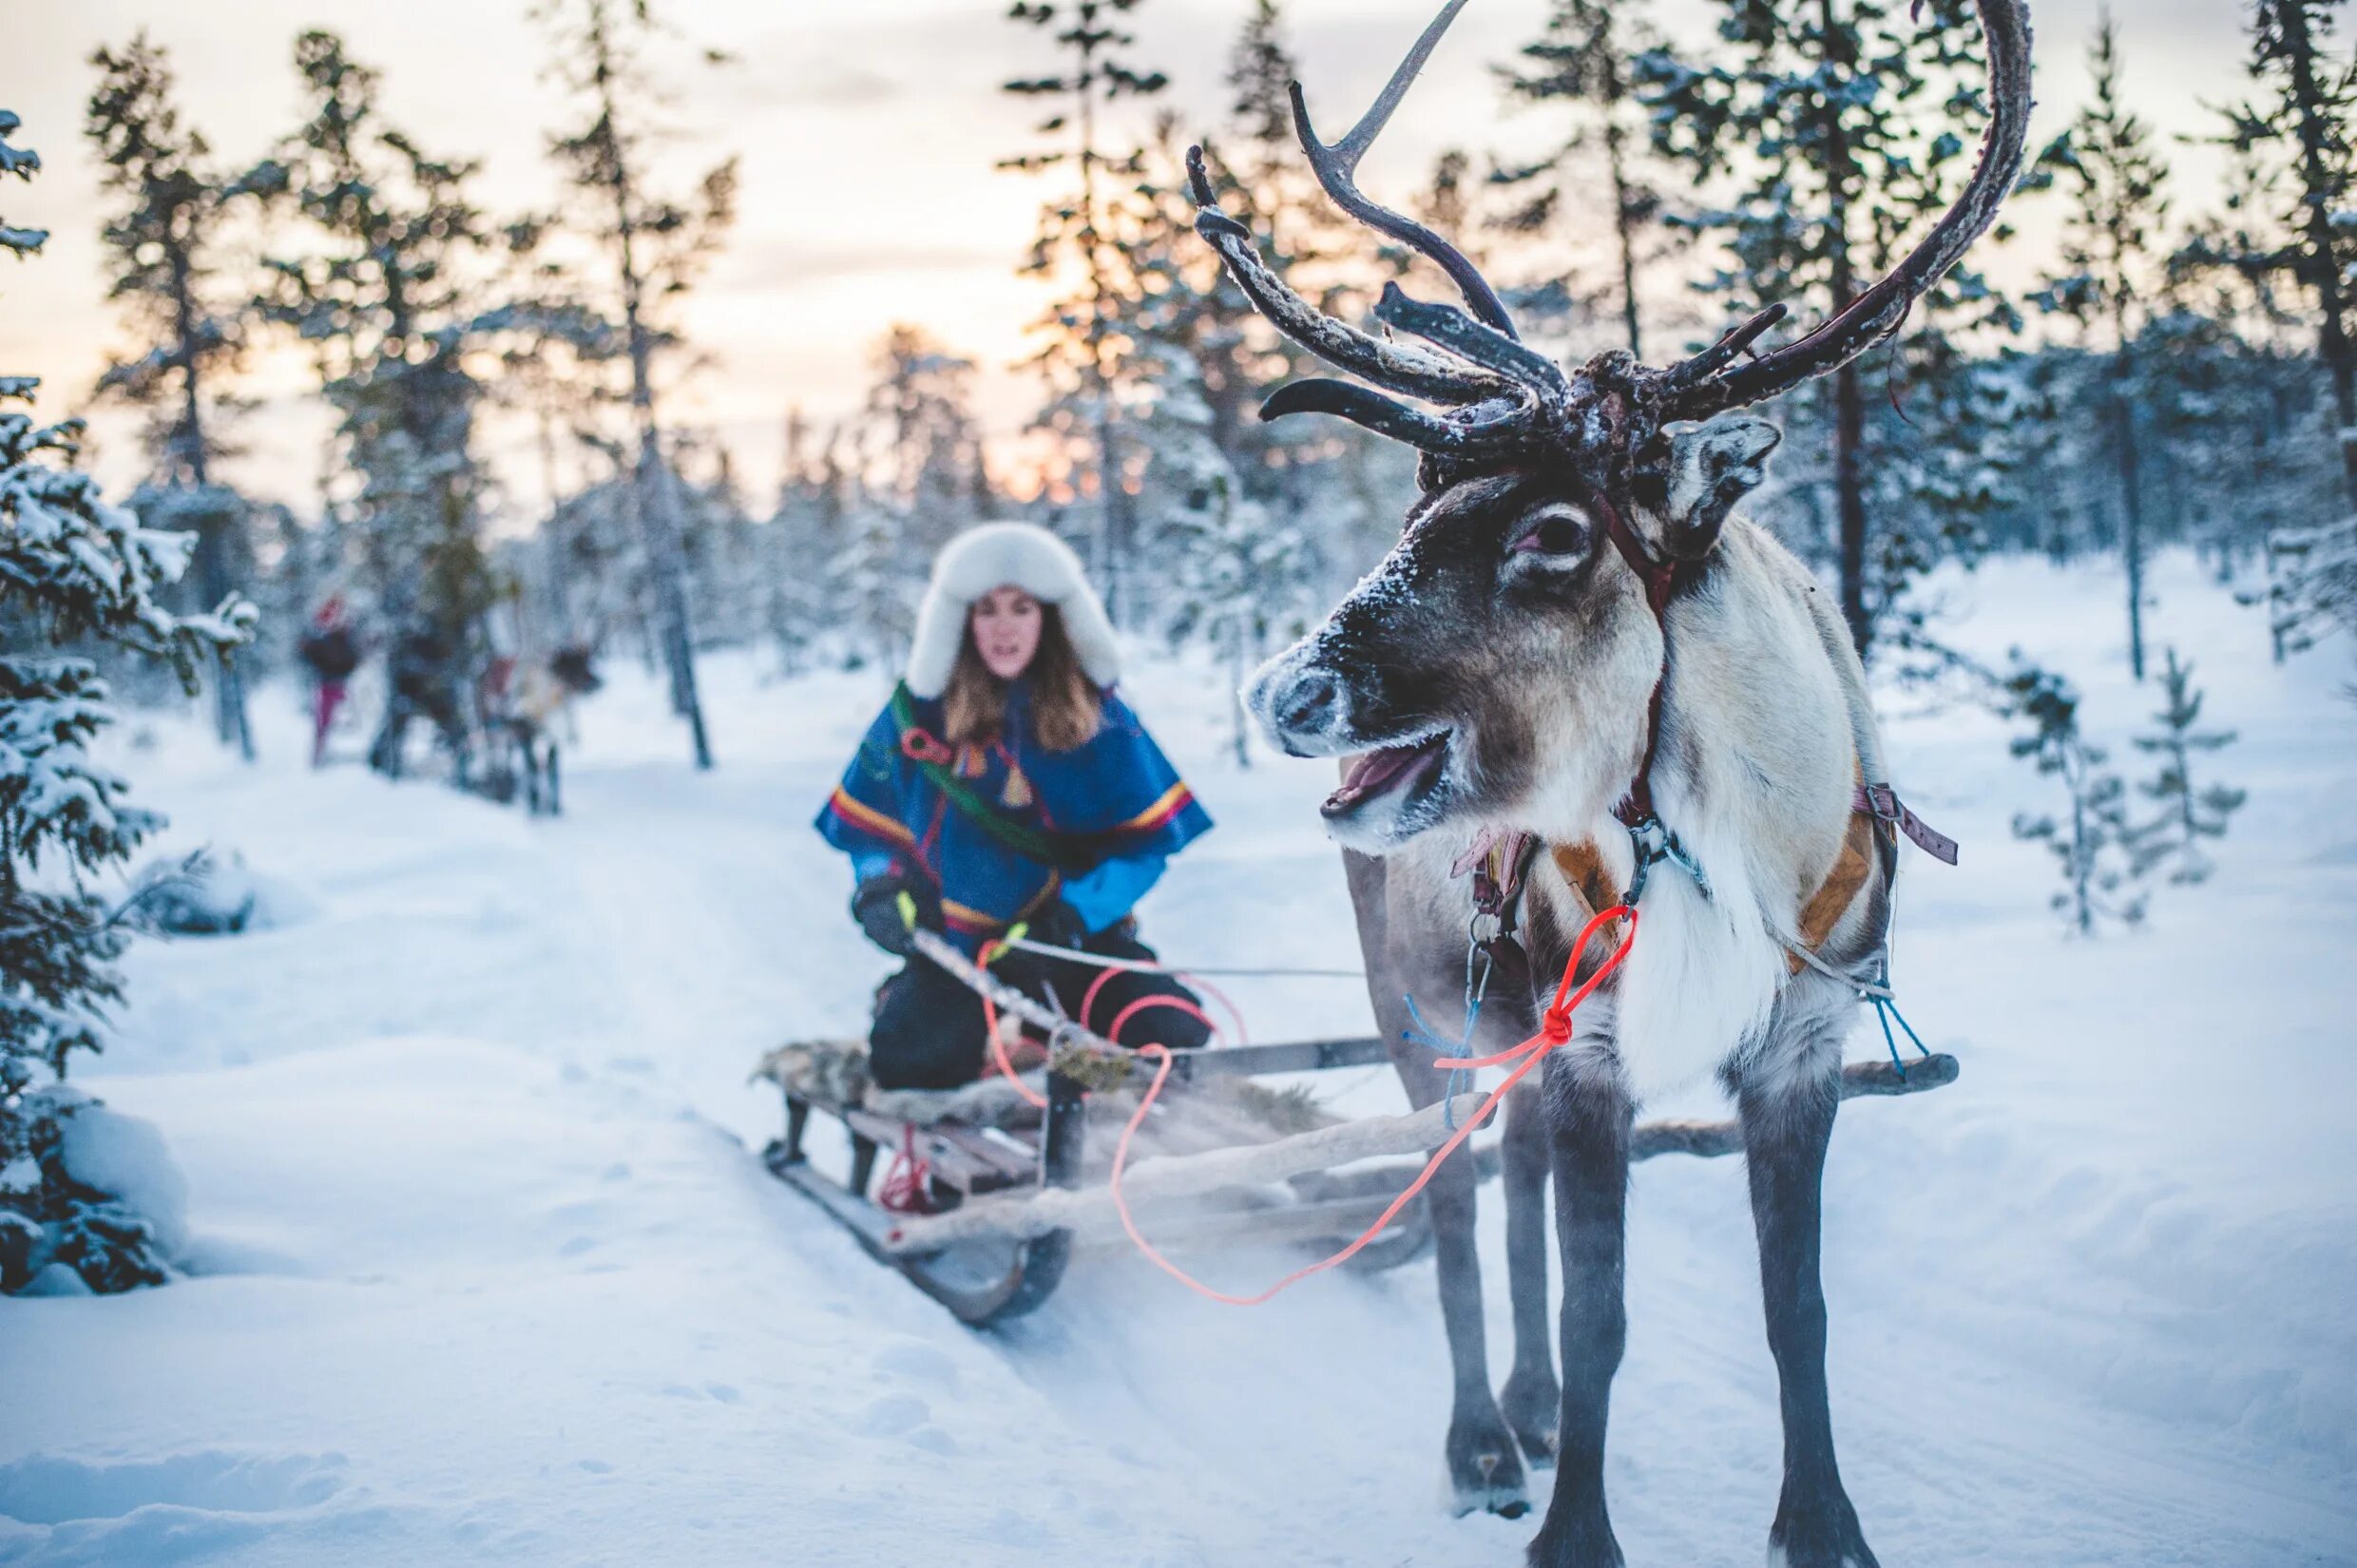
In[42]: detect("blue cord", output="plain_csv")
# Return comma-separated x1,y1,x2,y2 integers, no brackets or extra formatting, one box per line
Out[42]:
1403,990,1485,1130
1869,992,1931,1079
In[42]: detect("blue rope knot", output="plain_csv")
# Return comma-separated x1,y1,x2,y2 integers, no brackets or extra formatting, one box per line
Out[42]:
1402,989,1485,1130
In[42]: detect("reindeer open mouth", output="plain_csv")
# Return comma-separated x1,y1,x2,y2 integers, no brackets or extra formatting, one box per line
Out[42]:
1322,728,1453,835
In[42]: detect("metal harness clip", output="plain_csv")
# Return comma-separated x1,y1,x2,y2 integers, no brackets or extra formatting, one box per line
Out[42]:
1623,813,1711,907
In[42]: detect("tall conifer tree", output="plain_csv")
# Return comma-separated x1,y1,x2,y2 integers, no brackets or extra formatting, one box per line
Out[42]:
535,0,739,770
2,108,253,1294
86,35,258,755
1000,0,1169,624
1636,0,2018,654
2033,11,2173,678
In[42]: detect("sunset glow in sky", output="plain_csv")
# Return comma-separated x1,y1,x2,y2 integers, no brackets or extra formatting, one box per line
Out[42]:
13,0,2249,521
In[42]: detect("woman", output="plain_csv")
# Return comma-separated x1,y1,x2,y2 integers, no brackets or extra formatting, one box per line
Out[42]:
296,595,361,769
817,523,1215,1091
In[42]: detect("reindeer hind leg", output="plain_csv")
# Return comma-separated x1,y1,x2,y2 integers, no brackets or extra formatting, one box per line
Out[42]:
1736,994,1879,1568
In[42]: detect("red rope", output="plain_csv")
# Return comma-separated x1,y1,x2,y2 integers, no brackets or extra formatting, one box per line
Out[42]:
876,1122,936,1214
1104,906,1638,1307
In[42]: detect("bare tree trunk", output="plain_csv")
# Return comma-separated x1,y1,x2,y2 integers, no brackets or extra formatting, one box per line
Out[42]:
1604,102,1642,358
2280,0,2357,507
1819,0,1870,657
1833,363,1870,654
2114,390,2148,680
171,245,252,761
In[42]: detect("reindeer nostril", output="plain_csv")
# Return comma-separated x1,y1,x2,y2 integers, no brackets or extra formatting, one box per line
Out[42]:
1276,668,1343,737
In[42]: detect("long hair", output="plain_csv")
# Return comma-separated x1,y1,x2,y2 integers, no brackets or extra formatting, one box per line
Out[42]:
943,604,1102,753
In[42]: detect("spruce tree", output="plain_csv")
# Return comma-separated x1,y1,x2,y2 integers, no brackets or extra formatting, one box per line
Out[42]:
2208,0,2357,506
2126,647,2247,885
252,30,507,721
2005,663,2144,933
867,325,990,564
534,0,739,771
1000,0,1169,625
1635,0,2021,655
86,34,259,756
1494,0,1664,357
2,108,254,1294
2032,11,2174,679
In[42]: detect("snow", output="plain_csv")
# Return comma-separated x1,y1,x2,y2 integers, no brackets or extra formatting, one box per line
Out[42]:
36,1088,189,1263
5,550,2355,1566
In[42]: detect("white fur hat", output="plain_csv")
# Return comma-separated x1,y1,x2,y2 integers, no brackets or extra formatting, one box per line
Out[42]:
905,522,1121,699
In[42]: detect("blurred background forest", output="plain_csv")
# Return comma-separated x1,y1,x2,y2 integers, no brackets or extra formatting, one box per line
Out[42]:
5,0,2353,774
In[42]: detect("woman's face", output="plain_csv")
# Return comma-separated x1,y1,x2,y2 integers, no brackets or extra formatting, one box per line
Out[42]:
970,586,1044,680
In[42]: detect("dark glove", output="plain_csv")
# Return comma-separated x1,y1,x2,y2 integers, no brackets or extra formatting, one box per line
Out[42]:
1020,898,1090,951
852,871,936,958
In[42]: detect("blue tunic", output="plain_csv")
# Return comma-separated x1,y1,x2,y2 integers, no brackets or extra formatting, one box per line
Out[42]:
816,683,1213,954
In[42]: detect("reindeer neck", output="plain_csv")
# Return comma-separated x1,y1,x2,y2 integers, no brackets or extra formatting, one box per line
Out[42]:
1581,484,1702,833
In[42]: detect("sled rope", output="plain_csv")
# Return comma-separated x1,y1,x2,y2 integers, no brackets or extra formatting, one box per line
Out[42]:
964,932,1249,1110
877,1122,936,1214
1103,905,1638,1307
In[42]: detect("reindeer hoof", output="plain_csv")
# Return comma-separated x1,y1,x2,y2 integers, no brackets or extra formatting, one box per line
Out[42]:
1499,1365,1562,1469
1767,1488,1880,1568
1446,1407,1530,1518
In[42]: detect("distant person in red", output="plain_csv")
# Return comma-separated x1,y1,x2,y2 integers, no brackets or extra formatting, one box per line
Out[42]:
297,597,361,768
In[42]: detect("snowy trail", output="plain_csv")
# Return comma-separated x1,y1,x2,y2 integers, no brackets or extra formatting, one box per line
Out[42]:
5,554,2355,1566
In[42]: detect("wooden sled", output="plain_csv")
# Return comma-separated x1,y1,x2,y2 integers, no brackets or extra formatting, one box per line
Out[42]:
757,931,1960,1328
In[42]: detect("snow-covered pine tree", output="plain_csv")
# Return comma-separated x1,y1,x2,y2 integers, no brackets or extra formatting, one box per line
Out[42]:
866,326,990,566
1000,0,1169,625
2203,0,2357,507
2005,662,2143,934
86,34,260,757
2031,10,2174,679
1493,0,1665,358
1634,0,2022,656
2,107,254,1294
534,0,739,771
2125,647,2247,885
252,30,510,769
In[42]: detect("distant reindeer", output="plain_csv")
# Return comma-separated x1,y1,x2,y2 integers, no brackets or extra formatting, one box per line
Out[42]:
1190,2,2026,1563
483,644,603,816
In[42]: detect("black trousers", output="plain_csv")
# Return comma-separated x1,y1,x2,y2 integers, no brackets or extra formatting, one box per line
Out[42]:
869,924,1213,1091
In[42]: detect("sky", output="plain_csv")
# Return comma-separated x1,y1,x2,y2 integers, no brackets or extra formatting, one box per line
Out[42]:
10,0,2255,523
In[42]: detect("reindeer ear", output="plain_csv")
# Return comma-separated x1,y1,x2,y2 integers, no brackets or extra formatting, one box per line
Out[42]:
1661,415,1780,558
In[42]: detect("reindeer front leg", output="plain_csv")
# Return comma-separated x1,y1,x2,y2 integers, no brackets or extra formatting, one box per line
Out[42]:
1344,849,1531,1518
1737,1034,1878,1568
1498,1077,1562,1468
1527,1048,1631,1568
1385,1020,1532,1518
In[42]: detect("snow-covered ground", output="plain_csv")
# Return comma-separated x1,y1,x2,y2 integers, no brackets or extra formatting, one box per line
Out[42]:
5,551,2354,1568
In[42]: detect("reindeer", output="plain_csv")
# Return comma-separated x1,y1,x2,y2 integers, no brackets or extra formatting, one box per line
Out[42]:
1187,2,2029,1562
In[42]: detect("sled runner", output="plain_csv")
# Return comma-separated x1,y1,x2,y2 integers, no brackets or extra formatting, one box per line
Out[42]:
757,929,1958,1327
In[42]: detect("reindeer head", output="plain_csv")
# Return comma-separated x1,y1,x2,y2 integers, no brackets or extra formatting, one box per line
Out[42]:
1196,0,2031,852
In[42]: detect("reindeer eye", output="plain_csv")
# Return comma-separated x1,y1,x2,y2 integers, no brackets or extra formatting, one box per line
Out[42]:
1510,507,1591,559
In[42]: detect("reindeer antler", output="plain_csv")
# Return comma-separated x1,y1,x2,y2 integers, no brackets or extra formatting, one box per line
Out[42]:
1286,0,1518,338
1189,0,2037,474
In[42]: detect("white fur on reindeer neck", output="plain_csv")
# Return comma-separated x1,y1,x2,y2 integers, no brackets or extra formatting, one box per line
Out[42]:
1548,521,1867,1106
905,522,1121,698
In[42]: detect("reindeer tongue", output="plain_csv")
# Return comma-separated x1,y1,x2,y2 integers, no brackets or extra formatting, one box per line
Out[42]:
1324,737,1446,816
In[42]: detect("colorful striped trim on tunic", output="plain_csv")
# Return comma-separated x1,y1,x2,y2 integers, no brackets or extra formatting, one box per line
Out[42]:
824,786,916,852
1111,782,1195,836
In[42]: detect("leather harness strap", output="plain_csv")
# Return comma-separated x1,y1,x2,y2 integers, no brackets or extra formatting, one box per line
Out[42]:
1579,481,1701,832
